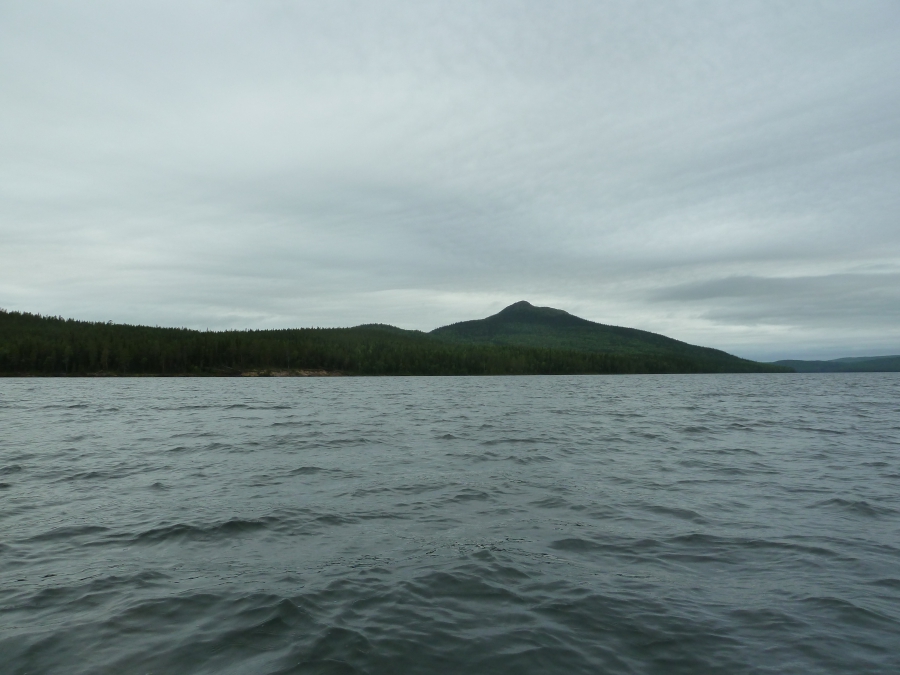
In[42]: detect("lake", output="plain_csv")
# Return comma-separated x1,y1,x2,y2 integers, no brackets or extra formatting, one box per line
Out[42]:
1,374,899,674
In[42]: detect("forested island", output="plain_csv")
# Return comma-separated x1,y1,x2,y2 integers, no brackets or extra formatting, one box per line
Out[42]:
0,301,791,376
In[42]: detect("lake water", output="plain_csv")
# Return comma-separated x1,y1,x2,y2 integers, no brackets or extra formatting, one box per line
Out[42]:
1,375,899,674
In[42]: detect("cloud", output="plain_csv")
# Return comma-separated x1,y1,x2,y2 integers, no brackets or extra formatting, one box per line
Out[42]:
1,1,899,359
647,273,900,359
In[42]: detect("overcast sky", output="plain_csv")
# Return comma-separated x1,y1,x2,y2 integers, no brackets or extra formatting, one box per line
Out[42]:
2,1,898,360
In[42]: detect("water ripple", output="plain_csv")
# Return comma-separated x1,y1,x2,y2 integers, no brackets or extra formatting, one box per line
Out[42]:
1,374,899,674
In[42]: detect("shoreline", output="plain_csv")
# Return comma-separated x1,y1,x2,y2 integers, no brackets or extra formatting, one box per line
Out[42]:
0,369,347,378
0,371,817,378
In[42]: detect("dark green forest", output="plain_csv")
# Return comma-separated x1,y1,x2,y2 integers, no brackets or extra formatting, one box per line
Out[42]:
432,301,762,367
0,309,790,376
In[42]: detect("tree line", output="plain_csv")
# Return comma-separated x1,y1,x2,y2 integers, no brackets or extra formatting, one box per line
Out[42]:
0,310,790,375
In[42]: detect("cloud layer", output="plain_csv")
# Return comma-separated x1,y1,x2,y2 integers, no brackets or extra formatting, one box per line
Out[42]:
2,1,898,359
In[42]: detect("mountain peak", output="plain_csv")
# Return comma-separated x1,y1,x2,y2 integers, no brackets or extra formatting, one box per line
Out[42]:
493,301,574,321
497,300,536,314
428,301,591,335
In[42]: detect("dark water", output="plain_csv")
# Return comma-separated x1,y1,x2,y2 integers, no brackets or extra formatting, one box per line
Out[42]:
1,375,899,674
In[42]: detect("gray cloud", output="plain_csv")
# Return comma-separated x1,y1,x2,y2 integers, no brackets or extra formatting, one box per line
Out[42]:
1,1,899,359
651,273,900,360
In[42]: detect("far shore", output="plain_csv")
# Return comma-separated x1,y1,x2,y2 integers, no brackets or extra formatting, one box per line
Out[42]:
0,369,346,378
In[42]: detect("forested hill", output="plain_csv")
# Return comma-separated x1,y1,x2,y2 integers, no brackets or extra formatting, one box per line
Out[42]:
430,301,760,371
774,355,900,373
0,307,790,376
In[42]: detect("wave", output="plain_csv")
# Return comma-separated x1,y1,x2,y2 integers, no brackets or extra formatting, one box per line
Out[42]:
28,525,110,542
811,498,897,517
132,518,278,544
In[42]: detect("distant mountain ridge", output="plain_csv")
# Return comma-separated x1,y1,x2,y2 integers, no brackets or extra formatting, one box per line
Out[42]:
430,300,768,371
773,355,900,373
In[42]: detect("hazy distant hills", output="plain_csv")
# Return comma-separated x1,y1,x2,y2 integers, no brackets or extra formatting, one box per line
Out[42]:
774,355,900,372
0,302,789,375
431,301,771,371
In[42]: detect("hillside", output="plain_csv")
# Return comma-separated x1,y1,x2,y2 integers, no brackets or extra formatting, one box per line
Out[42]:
774,355,900,373
430,301,770,371
0,305,790,376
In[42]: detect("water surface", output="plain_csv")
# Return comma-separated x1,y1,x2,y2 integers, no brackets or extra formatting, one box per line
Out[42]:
1,375,899,674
